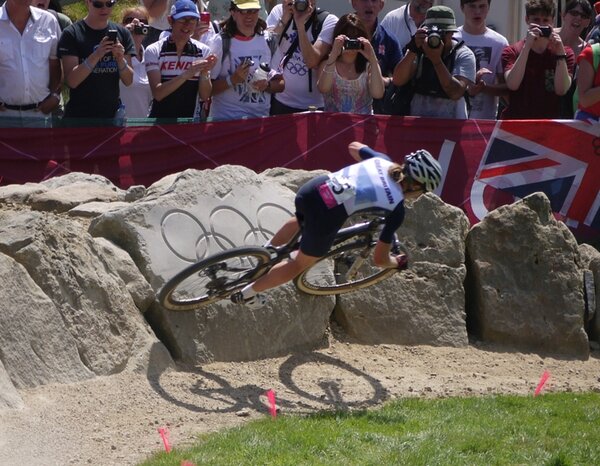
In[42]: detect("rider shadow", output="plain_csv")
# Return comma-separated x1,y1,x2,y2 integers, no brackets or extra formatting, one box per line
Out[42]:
147,351,389,416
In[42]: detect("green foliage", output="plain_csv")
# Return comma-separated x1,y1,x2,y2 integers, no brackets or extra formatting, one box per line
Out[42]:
139,392,600,466
62,0,138,23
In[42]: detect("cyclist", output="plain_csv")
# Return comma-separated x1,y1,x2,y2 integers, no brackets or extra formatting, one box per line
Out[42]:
230,141,443,309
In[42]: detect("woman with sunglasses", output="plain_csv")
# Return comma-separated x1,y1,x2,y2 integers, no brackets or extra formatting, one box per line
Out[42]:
208,0,284,121
556,0,593,118
119,6,153,117
57,0,135,119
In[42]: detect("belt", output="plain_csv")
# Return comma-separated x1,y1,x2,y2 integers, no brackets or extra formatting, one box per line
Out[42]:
1,102,40,111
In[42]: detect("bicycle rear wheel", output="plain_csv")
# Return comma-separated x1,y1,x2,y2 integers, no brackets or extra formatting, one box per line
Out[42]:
294,240,397,295
159,247,271,311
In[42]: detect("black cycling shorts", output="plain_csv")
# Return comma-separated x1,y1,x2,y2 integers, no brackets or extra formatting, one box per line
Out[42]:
295,175,348,257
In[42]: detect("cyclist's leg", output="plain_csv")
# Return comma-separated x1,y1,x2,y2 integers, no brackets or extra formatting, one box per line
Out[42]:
267,216,300,247
250,250,320,292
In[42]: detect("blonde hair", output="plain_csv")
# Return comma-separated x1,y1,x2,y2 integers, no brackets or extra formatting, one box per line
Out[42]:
121,6,149,24
388,163,405,184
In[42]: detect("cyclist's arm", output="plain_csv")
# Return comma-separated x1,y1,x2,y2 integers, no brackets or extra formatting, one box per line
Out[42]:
348,142,391,162
374,203,406,268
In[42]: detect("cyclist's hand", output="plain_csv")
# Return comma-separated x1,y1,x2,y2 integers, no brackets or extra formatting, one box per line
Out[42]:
394,254,408,270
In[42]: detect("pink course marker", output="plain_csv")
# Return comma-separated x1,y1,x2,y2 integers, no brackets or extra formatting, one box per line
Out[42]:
158,427,171,453
534,370,550,396
266,389,277,418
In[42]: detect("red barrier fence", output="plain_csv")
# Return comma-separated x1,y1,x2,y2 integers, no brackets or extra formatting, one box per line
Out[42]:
0,113,598,238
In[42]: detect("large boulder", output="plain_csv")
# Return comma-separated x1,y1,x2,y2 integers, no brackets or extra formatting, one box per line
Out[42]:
334,194,470,347
90,167,334,364
466,193,589,358
0,207,173,383
0,359,23,409
0,252,93,388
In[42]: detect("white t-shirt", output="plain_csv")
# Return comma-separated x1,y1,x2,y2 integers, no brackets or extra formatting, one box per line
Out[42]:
267,5,337,110
209,33,273,121
119,53,152,118
410,42,476,119
455,26,509,120
380,5,416,50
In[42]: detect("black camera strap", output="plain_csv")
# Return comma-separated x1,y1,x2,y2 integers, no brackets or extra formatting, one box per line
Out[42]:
278,9,329,92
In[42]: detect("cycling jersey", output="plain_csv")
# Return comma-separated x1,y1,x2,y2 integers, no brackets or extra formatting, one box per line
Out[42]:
295,147,406,257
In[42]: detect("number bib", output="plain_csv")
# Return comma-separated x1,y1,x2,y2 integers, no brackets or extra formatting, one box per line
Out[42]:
318,175,356,209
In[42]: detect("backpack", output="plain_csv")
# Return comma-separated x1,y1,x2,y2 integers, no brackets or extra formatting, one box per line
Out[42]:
278,8,330,92
573,43,600,112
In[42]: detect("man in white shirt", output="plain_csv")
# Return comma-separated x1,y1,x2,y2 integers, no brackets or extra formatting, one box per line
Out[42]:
380,0,433,49
0,0,61,121
267,0,338,113
455,0,508,119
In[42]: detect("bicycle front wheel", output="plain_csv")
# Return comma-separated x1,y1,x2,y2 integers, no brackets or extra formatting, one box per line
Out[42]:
159,247,271,311
294,241,397,296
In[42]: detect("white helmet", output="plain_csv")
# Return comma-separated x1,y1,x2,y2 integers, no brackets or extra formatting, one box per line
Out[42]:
404,150,443,192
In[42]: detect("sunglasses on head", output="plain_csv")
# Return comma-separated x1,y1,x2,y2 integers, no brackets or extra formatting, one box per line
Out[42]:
92,0,116,8
123,16,149,24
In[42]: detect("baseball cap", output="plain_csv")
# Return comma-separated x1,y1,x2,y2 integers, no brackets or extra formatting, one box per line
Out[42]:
170,0,200,20
422,5,458,32
232,0,261,10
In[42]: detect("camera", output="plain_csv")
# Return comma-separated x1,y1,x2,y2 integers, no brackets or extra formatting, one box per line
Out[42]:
539,26,552,37
293,0,308,12
133,24,149,35
425,26,442,49
344,38,363,50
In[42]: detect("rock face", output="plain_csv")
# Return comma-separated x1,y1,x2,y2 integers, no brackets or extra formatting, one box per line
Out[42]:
334,194,470,347
89,167,334,364
0,168,596,408
466,193,589,358
580,244,600,343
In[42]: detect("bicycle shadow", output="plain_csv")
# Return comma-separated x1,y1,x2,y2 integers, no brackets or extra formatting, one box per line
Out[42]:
147,351,389,416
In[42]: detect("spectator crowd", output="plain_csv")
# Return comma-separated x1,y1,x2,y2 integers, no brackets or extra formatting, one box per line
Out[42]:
1,0,599,125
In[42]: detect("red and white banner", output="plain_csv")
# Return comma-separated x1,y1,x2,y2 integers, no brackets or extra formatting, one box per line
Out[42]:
0,113,598,237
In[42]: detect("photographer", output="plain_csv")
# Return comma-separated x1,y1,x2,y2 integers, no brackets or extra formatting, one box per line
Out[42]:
267,0,338,114
392,5,476,119
501,0,575,119
317,14,385,114
119,7,153,117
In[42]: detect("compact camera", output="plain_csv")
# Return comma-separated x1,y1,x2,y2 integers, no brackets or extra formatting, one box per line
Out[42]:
133,24,149,35
344,38,363,50
425,25,442,49
539,26,552,37
293,0,308,12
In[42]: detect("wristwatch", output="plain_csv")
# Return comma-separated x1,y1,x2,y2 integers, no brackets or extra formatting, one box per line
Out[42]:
49,92,61,100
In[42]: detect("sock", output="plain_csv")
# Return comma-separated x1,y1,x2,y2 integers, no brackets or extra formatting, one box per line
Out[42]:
263,239,272,248
241,284,257,299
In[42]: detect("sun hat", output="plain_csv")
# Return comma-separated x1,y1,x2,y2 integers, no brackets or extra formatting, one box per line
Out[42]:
422,5,459,32
232,0,261,10
170,0,200,20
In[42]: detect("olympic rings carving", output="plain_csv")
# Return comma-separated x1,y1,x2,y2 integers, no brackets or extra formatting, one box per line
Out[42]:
161,203,294,264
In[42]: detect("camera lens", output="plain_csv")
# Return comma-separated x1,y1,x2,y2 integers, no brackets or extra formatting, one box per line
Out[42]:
294,0,308,12
426,33,441,49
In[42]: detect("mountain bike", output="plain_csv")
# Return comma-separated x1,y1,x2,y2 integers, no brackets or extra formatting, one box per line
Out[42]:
159,214,404,311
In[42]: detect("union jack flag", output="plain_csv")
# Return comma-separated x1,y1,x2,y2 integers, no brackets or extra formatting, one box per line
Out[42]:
475,120,600,229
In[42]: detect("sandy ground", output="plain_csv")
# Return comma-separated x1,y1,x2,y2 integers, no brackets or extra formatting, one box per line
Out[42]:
2,334,600,466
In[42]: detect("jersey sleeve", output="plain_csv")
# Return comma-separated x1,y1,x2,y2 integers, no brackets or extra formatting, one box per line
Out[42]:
379,202,405,243
358,146,391,161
